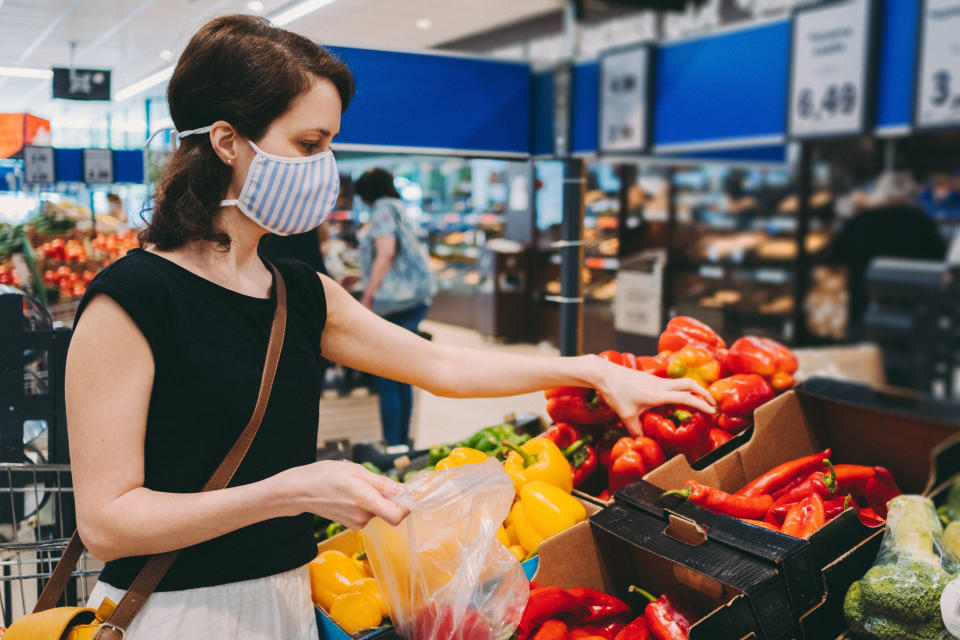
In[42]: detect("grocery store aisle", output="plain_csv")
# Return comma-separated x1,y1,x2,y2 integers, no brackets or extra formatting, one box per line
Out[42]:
411,321,558,448
316,320,557,450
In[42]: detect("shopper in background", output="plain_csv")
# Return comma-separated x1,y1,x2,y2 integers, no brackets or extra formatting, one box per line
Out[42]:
65,15,713,640
355,168,434,450
827,171,947,339
95,192,128,232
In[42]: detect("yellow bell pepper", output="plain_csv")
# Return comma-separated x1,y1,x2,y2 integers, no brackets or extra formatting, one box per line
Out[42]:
435,447,488,470
503,438,573,493
352,550,372,577
506,480,586,553
308,550,366,610
329,591,382,634
508,545,527,562
496,525,511,548
354,577,390,618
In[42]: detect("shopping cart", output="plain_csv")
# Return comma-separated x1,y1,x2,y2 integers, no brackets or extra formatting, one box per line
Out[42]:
0,462,100,628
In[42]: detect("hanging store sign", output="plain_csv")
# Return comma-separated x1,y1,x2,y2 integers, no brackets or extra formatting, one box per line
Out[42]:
788,0,876,139
915,0,960,130
598,44,652,154
83,149,113,184
23,146,55,184
52,67,111,101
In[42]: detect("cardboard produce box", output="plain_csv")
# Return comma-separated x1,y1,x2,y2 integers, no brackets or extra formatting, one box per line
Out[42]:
618,377,960,632
801,436,960,640
532,512,800,639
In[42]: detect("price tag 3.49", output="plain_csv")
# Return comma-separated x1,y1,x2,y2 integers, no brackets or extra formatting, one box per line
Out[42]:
916,0,960,129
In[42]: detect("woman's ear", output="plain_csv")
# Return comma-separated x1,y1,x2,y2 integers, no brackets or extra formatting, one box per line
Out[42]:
208,120,239,167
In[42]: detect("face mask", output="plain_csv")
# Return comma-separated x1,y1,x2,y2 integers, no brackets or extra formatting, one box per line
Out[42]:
177,125,339,235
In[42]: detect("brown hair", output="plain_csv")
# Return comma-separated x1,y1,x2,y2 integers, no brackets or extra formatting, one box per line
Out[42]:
140,14,354,250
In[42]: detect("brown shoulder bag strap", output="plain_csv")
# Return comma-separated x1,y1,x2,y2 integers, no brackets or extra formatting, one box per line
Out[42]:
34,262,288,640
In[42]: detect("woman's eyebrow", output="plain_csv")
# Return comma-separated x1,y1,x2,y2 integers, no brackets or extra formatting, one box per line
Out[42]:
300,127,334,137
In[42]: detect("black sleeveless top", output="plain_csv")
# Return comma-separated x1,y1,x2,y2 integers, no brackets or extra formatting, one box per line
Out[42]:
75,248,326,591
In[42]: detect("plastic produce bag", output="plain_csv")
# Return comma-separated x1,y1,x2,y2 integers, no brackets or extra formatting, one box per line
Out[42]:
361,458,528,640
844,495,960,640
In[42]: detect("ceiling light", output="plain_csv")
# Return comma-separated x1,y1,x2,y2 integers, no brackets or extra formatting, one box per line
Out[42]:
159,49,173,61
270,0,337,27
115,64,174,101
247,0,264,11
416,18,432,30
0,66,52,79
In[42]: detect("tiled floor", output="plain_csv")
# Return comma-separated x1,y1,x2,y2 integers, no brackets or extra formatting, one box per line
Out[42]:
316,320,558,450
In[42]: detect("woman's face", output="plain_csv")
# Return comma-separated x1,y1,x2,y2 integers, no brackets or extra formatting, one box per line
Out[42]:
228,77,342,196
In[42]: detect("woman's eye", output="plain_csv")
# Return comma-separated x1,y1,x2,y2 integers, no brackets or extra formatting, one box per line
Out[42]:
301,142,320,153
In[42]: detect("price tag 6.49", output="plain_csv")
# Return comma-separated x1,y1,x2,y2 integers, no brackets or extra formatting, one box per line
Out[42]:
789,0,874,138
916,0,960,129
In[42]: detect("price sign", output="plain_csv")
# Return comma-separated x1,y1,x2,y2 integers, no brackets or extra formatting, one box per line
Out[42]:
83,148,113,184
23,146,55,184
915,0,960,129
599,45,651,153
788,0,875,138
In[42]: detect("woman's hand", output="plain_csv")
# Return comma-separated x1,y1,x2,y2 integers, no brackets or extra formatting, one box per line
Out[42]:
593,358,716,436
272,461,409,529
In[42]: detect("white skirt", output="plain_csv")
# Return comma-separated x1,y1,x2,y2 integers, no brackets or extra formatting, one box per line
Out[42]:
86,565,318,640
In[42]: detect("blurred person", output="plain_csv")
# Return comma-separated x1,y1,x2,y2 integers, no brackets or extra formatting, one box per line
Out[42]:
354,167,434,450
96,193,128,232
65,15,713,639
826,171,947,339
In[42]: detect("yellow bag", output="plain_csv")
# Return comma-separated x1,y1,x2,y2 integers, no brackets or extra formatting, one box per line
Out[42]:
5,597,116,640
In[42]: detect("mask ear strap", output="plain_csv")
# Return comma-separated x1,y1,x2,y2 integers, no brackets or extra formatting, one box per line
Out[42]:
143,127,175,149
177,125,214,141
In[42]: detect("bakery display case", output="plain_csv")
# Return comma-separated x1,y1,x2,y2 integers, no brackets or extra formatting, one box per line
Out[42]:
668,164,837,345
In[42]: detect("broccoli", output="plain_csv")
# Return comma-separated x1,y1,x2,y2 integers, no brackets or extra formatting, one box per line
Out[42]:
860,561,952,623
865,615,948,640
843,580,868,630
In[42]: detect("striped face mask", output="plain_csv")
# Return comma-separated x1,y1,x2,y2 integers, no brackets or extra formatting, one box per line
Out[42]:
177,126,339,235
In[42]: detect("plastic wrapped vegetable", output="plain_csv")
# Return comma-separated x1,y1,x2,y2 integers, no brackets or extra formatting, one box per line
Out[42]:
843,496,959,640
362,459,528,640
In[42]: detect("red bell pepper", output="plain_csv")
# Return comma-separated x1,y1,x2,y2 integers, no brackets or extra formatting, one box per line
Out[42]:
518,587,590,640
642,407,712,460
539,422,581,450
545,387,617,426
630,587,696,640
735,449,832,497
661,480,773,519
706,427,733,452
636,352,671,378
608,436,667,492
613,616,653,640
599,350,625,366
665,345,722,388
564,439,600,488
659,316,727,356
864,467,901,518
707,374,775,434
723,336,798,392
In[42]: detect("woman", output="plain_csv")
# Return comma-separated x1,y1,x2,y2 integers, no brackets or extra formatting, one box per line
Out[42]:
355,167,433,449
66,15,713,640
